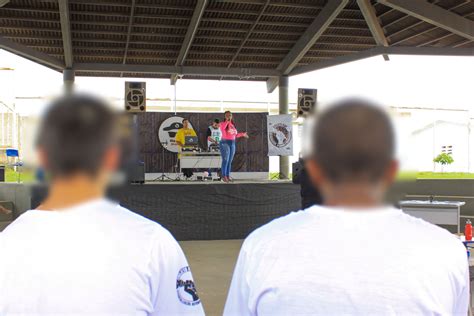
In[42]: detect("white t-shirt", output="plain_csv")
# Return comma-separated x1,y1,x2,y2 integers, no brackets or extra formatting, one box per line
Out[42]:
0,198,205,316
224,205,469,316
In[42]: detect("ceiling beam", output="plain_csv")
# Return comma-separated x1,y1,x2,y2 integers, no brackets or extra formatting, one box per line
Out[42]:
58,0,73,68
384,46,474,56
171,0,208,85
277,0,349,74
266,77,279,93
356,0,389,61
121,0,136,77
223,0,271,80
289,45,474,76
266,0,348,93
0,35,64,70
290,47,383,76
74,63,281,78
378,0,474,41
0,0,10,7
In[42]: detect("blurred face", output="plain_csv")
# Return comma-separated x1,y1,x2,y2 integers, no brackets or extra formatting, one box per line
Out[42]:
225,112,232,121
212,122,219,128
183,120,189,129
37,144,120,183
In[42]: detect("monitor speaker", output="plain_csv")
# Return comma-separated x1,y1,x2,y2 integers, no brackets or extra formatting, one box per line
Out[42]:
292,160,303,184
125,81,146,112
297,88,317,118
0,166,4,182
127,161,145,184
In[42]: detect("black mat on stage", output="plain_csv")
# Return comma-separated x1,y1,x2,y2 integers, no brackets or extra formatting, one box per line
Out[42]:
31,182,301,240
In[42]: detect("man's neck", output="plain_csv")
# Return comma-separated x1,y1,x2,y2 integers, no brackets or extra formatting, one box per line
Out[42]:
37,175,106,211
323,184,384,209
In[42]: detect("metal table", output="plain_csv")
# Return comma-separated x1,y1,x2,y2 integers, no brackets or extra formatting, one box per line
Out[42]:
399,200,465,233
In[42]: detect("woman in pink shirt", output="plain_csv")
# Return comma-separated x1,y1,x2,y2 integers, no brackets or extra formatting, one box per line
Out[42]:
219,111,249,183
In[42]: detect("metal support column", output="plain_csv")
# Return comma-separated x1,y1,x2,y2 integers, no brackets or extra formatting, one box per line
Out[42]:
279,75,289,179
63,68,75,95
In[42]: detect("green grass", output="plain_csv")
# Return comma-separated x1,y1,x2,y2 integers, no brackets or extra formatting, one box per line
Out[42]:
4,167,36,183
415,172,474,179
273,170,474,181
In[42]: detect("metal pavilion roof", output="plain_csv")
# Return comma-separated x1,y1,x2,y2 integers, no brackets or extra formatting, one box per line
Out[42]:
0,0,473,92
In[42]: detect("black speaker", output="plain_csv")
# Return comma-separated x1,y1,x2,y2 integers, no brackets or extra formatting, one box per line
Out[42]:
297,88,317,118
125,82,146,112
127,161,145,184
292,160,303,184
0,166,5,182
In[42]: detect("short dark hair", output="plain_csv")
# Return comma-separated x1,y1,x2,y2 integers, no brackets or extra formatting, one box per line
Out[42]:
311,99,395,183
182,118,189,124
36,94,118,177
213,119,220,124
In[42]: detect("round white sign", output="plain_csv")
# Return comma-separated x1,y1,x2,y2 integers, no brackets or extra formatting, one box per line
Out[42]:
158,116,194,153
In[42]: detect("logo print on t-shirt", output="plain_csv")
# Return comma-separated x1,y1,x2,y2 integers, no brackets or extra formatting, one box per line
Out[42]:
176,266,200,306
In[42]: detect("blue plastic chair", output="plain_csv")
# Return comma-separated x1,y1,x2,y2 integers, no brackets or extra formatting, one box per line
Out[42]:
5,148,22,182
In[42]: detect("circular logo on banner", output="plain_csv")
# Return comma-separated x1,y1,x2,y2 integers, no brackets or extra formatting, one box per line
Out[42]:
269,122,292,148
176,266,200,306
158,116,194,153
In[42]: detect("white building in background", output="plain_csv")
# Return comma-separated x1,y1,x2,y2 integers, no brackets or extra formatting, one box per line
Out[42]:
393,107,473,173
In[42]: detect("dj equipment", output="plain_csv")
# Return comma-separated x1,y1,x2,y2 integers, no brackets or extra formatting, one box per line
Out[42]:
208,144,220,153
182,147,201,153
185,136,199,146
180,152,222,170
297,88,317,118
125,81,146,112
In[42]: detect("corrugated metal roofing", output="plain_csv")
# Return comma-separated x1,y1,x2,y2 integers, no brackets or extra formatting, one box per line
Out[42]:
0,0,473,81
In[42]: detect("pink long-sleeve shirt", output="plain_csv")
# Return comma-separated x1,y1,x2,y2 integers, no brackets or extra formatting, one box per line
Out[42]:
220,120,245,141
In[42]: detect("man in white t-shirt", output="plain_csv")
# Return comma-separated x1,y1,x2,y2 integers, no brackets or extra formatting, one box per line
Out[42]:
224,99,469,316
0,95,204,315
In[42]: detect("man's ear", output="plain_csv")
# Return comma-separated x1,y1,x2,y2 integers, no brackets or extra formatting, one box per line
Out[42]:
384,160,399,185
103,146,120,172
37,147,49,170
305,158,324,188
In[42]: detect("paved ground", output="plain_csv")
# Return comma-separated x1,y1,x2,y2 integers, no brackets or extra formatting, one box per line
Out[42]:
180,240,243,316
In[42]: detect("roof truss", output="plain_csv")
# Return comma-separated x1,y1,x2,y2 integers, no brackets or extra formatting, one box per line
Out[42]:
58,0,73,68
170,0,208,85
357,0,390,61
266,0,349,92
378,0,474,41
0,35,64,70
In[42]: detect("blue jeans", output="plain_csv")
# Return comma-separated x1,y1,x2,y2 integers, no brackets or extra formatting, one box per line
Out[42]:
220,139,236,178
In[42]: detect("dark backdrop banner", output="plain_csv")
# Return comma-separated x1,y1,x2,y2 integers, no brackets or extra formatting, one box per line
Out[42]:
137,112,269,173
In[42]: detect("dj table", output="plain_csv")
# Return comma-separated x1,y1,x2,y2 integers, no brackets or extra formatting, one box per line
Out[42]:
180,152,222,170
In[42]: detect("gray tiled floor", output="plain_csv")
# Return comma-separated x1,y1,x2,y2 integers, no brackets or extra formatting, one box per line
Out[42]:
180,240,243,316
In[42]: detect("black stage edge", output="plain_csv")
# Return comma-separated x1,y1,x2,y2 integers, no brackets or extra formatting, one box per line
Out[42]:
31,182,301,241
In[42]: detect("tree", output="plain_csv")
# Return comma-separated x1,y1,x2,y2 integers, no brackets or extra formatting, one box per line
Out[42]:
433,152,454,172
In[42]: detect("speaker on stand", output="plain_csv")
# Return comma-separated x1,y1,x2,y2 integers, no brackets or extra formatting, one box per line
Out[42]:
125,81,146,113
123,81,146,184
297,88,317,118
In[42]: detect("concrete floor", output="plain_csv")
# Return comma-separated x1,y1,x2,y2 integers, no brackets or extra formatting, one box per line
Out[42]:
180,240,243,316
